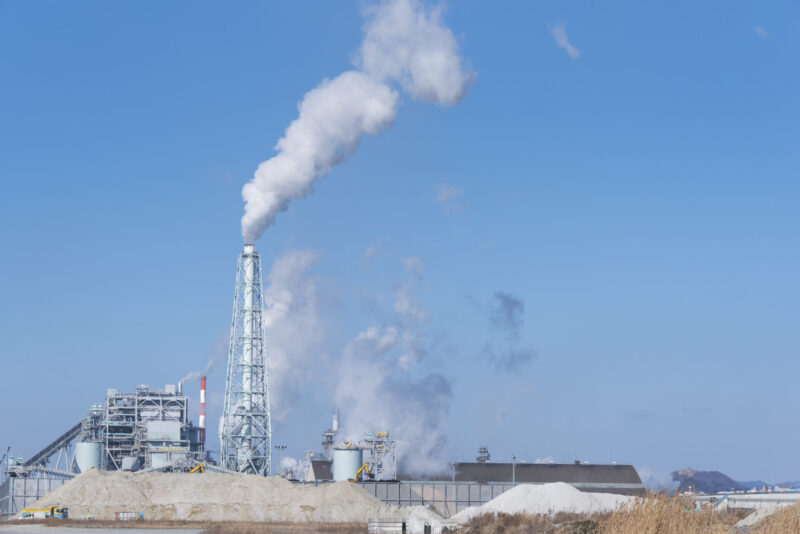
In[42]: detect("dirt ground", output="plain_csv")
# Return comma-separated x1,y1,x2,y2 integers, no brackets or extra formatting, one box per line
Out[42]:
0,519,366,534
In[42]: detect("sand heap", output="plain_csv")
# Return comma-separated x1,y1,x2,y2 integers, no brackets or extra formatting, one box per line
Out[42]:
32,468,442,526
451,482,636,523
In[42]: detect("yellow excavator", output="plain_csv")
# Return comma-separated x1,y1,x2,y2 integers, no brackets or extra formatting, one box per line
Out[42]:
350,462,371,482
189,463,204,474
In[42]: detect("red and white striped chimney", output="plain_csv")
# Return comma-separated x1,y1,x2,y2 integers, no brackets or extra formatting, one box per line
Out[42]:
199,376,207,431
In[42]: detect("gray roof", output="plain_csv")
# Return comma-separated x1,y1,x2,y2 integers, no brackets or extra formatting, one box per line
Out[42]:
451,462,643,485
311,460,332,480
312,459,644,495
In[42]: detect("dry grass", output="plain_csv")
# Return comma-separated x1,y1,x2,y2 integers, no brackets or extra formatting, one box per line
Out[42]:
602,495,733,534
460,512,606,534
750,504,800,534
202,522,367,534
459,494,799,534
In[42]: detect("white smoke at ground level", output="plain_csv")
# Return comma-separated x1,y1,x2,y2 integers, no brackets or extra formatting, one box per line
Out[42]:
334,326,452,476
637,466,679,492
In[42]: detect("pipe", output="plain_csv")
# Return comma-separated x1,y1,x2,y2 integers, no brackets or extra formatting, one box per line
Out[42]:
240,244,256,469
199,376,207,429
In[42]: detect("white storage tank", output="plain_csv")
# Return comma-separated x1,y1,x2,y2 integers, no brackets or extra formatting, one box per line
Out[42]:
75,442,102,472
332,446,363,481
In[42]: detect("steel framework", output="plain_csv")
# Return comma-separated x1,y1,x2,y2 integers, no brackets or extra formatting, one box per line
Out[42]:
220,244,272,475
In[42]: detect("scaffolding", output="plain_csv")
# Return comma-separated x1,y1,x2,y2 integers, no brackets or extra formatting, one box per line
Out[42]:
89,385,204,470
362,432,397,481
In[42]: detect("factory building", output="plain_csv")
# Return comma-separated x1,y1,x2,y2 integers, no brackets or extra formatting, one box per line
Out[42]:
445,461,645,496
306,459,644,496
80,383,205,471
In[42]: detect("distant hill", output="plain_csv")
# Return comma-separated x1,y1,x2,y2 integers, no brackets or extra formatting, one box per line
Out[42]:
672,469,746,494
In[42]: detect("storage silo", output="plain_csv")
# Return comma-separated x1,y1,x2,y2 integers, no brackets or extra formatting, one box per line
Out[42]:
332,446,363,481
75,442,102,472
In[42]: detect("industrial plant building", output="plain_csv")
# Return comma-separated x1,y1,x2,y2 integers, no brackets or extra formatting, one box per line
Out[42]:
1,382,208,517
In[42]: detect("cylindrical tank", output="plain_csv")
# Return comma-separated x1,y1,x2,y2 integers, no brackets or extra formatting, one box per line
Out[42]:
75,442,102,472
332,447,363,481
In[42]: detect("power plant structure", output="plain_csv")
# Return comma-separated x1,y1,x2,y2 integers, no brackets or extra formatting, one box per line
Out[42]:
87,383,206,471
1,244,649,520
220,244,272,475
1,380,211,517
3,382,206,478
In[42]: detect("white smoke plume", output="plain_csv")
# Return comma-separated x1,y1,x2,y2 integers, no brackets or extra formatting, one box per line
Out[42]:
180,333,228,383
335,327,451,476
335,258,451,476
241,0,474,243
637,466,679,493
262,249,324,421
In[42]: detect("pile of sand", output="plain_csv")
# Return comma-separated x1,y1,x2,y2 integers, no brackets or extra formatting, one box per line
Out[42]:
451,482,635,523
32,468,442,527
735,505,783,530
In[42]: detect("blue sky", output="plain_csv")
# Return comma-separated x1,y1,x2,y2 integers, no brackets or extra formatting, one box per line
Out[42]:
1,0,799,484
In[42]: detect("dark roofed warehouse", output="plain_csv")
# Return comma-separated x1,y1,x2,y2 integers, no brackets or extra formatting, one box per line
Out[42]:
307,460,646,496
447,462,645,496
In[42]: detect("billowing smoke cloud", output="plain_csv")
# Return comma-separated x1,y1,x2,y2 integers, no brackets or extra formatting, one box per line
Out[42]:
481,291,535,371
241,0,474,243
357,0,474,104
638,466,679,493
335,258,452,476
490,291,525,337
335,327,452,476
262,249,324,421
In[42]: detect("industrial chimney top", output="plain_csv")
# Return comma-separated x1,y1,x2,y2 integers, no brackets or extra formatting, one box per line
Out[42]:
243,244,255,254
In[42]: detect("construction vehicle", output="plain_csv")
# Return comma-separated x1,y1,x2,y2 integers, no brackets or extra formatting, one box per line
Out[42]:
189,463,204,474
350,462,372,482
19,507,69,519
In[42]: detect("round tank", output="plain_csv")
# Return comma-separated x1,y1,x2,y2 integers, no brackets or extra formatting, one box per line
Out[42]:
75,442,102,472
332,447,363,481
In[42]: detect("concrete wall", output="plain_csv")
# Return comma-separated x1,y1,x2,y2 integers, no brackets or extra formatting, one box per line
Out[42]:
302,480,644,517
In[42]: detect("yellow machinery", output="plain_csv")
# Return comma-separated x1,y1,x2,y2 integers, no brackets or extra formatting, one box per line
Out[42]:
189,463,204,474
19,507,69,519
350,462,371,482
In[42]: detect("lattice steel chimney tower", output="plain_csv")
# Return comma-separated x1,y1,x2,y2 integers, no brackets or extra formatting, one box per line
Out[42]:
220,244,272,475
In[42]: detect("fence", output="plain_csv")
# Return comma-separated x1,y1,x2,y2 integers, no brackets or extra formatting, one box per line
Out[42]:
0,477,69,518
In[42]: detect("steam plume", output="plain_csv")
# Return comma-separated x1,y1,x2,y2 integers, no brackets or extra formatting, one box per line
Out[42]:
180,333,227,383
335,258,452,475
241,0,474,243
262,249,324,420
480,291,536,371
335,326,452,476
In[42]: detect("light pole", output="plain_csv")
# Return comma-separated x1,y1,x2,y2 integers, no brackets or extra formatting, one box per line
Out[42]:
275,445,287,476
512,455,516,484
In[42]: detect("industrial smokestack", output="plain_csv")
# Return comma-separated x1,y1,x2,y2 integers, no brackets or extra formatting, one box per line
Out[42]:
199,376,207,430
220,244,272,475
